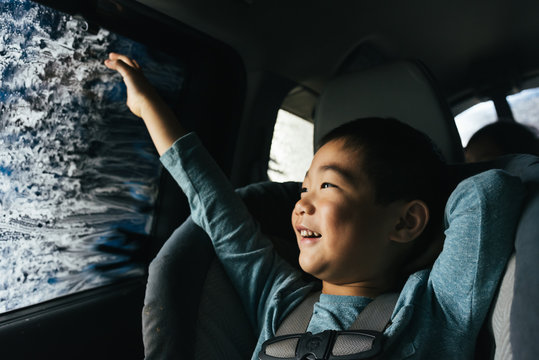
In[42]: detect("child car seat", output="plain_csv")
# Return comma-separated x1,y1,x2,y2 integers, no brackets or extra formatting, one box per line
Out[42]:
313,60,464,163
447,155,539,359
142,61,539,359
143,181,302,359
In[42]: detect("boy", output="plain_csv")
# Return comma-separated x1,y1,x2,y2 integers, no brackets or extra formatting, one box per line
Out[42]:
105,53,524,359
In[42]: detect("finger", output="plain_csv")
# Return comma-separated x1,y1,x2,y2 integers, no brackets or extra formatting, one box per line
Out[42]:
132,59,141,70
108,52,137,69
104,59,133,79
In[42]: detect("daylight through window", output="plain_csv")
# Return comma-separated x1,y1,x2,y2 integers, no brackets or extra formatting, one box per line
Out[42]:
268,110,313,182
454,100,497,147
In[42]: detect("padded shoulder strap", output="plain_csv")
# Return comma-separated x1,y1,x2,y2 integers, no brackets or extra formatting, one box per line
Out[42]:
262,292,399,360
349,293,399,332
276,291,398,336
276,291,321,336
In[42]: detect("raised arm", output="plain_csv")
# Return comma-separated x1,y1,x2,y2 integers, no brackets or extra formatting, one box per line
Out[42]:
104,53,310,331
430,170,524,329
104,52,185,155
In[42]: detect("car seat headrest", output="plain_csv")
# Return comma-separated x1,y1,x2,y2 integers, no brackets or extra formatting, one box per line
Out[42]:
313,60,464,163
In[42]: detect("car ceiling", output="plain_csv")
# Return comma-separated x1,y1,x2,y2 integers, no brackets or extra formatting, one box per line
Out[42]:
136,0,539,108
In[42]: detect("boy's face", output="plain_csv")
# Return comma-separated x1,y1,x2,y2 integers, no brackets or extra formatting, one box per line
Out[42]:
291,139,403,289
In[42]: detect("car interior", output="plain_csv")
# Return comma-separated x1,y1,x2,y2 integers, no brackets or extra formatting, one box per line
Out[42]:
1,0,538,359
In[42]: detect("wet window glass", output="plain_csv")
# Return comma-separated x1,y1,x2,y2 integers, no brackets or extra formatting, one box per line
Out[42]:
0,0,184,313
268,110,313,182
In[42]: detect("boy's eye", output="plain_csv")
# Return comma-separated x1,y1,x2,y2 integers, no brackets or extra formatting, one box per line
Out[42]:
301,187,308,193
321,182,335,189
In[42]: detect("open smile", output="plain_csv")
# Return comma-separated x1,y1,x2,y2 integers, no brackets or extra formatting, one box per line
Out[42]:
300,229,322,238
297,226,322,246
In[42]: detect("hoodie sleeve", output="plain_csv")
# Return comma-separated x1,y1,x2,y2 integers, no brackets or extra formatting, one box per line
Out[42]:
160,132,308,330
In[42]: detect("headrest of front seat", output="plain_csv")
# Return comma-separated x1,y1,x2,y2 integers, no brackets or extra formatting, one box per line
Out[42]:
313,60,464,163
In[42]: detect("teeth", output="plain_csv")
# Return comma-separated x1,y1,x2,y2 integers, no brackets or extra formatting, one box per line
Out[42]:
300,230,321,237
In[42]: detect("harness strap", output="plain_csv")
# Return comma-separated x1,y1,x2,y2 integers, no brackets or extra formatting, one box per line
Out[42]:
277,291,398,336
331,293,399,358
276,291,321,336
349,292,399,332
261,292,399,360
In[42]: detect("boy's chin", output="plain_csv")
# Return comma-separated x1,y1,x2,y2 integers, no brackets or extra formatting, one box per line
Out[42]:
298,255,324,279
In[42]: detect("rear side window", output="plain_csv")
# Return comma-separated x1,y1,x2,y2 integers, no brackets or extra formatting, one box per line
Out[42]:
454,100,497,147
268,110,313,182
507,88,539,129
454,87,539,148
0,0,184,313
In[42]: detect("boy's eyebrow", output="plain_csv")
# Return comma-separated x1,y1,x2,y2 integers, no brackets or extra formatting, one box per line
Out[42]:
319,164,357,185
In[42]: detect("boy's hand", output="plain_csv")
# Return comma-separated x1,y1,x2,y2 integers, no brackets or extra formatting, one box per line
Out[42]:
104,52,186,155
104,52,158,118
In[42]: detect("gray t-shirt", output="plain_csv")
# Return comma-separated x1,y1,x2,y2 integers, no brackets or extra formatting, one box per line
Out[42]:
160,132,525,359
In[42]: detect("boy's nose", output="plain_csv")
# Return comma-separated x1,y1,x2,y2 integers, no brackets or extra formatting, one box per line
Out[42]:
294,198,315,215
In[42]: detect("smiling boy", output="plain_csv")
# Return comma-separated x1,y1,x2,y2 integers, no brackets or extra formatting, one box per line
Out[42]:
105,53,524,359
295,137,432,298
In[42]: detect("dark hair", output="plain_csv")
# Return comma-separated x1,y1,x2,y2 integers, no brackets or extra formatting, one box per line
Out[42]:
467,121,539,157
318,117,449,258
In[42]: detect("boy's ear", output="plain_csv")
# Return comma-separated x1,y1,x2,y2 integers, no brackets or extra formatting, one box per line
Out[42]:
389,200,429,244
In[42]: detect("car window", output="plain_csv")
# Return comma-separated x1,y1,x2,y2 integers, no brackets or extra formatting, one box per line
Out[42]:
268,110,313,182
454,88,539,149
507,87,539,131
454,100,497,147
0,0,184,313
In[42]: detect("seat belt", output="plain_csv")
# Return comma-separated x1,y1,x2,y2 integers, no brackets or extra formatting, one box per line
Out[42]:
259,291,399,360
